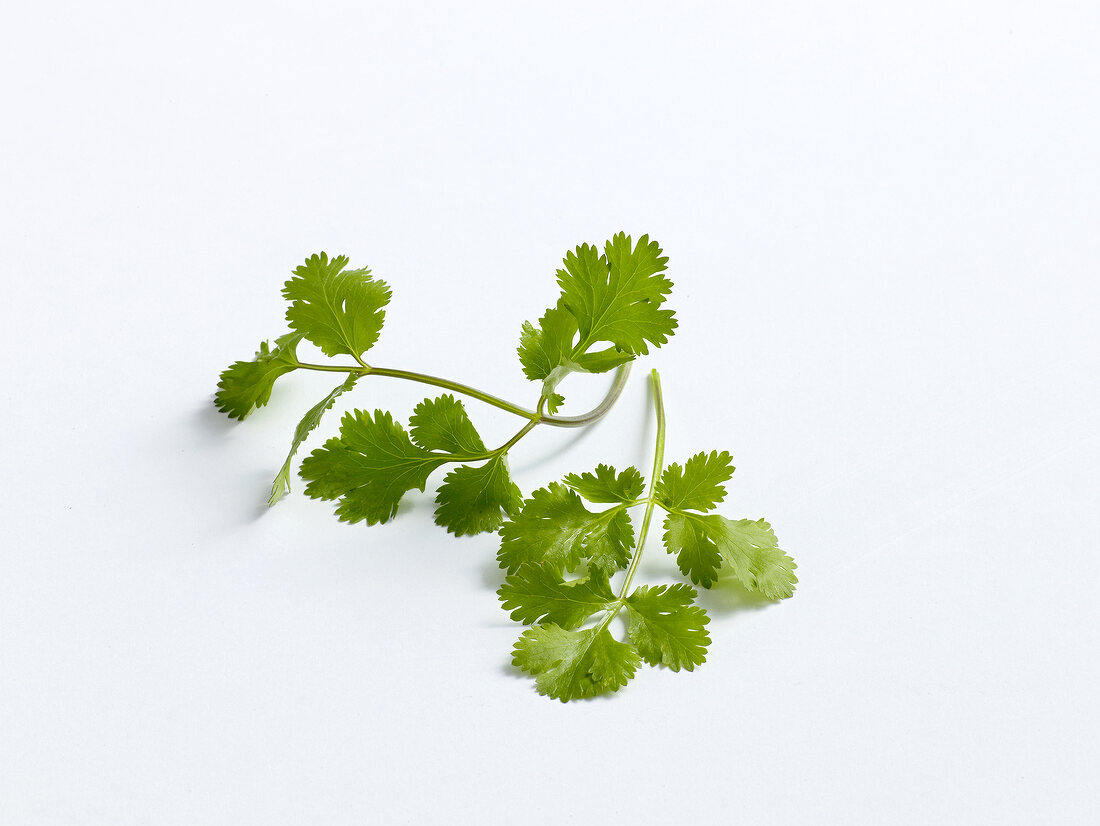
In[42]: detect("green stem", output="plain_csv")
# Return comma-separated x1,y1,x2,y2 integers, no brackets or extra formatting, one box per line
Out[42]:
294,361,631,429
295,362,533,419
292,362,358,373
371,366,539,420
543,363,631,428
597,369,666,629
494,419,540,455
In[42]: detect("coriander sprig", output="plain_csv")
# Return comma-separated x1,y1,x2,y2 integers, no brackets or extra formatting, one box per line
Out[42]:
215,234,673,533
214,234,796,701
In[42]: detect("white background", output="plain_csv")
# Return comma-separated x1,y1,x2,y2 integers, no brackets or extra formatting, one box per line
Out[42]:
3,1,1098,823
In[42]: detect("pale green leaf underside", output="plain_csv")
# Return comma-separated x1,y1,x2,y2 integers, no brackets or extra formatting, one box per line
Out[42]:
716,517,799,600
663,512,797,598
269,374,359,506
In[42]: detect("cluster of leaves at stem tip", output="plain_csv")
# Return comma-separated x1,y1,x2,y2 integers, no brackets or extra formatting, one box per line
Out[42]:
215,232,797,701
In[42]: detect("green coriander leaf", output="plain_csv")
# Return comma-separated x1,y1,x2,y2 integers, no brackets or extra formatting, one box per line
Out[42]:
748,543,799,601
572,346,633,375
408,394,486,455
269,373,359,506
663,512,798,597
214,333,302,421
563,464,644,504
299,409,447,525
656,450,735,512
662,512,724,588
434,456,522,536
715,518,799,600
498,564,616,629
517,302,613,404
518,301,578,384
282,253,391,360
625,583,711,672
556,232,676,356
512,625,640,702
498,483,634,576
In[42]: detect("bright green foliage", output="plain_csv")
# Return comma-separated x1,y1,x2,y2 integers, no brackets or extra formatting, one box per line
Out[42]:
408,394,486,455
216,251,383,421
434,456,522,536
500,564,711,697
713,518,798,600
215,239,794,703
298,391,526,535
499,461,718,699
501,449,793,699
563,464,644,503
662,511,798,598
282,253,390,359
516,302,634,413
656,450,735,512
214,333,302,420
655,448,796,598
497,483,634,576
555,233,676,355
498,564,616,628
299,409,449,524
270,374,359,506
516,233,675,411
625,584,710,672
662,512,725,588
512,625,640,702
518,302,578,385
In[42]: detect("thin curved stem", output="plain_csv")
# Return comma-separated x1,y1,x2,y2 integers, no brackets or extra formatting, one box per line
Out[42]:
294,361,631,428
616,369,666,601
294,362,533,419
539,363,632,428
292,362,361,373
595,369,667,631
368,366,538,419
494,418,540,456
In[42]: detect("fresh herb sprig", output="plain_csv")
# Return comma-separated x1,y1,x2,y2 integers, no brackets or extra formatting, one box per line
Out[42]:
216,233,671,532
500,369,797,700
214,233,796,700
